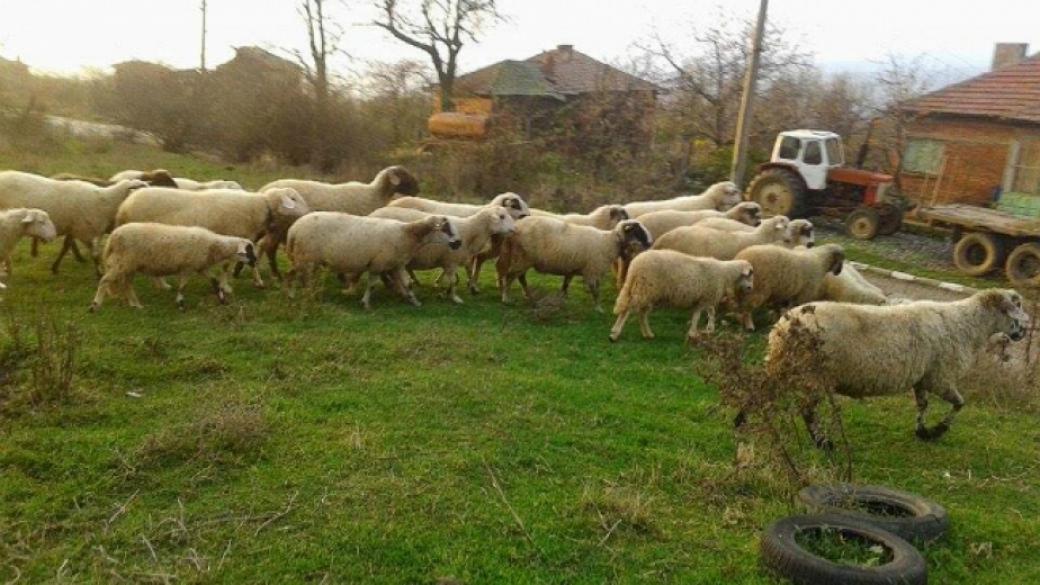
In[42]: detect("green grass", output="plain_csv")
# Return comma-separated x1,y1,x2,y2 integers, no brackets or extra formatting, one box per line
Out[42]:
795,527,892,567
2,142,1040,583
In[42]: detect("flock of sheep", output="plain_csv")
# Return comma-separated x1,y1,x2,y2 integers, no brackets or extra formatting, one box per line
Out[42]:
0,165,1030,444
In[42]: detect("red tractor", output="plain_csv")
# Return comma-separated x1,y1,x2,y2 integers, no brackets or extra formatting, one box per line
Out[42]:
745,130,907,239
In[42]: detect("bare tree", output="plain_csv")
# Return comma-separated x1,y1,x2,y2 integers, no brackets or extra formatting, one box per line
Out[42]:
872,54,938,182
289,0,345,169
371,0,503,112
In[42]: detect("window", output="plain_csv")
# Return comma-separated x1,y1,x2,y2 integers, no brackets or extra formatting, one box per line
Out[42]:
1011,139,1040,195
803,140,823,165
825,137,844,166
777,136,801,160
903,139,945,174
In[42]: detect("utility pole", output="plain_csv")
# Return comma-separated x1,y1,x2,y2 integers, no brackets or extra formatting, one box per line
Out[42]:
200,0,208,71
730,0,768,189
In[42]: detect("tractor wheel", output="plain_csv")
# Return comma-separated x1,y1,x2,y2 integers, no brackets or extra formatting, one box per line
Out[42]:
846,207,881,240
877,205,904,236
747,169,807,218
1006,243,1040,288
953,232,1005,276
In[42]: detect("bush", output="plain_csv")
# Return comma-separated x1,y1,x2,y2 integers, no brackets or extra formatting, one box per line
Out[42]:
0,308,81,411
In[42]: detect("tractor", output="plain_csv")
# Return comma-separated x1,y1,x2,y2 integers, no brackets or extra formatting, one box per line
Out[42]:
745,130,908,239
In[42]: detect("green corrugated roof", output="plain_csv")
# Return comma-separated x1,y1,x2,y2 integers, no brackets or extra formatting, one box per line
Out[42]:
458,60,564,100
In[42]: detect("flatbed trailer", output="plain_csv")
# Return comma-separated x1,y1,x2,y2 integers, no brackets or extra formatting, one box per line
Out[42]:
917,204,1040,286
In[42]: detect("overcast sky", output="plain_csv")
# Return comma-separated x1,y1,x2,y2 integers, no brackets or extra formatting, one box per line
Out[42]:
1,0,1036,80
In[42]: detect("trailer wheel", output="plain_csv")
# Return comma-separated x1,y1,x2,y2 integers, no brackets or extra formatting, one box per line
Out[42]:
846,208,880,240
953,232,1005,276
877,205,903,236
1006,243,1040,288
747,168,807,218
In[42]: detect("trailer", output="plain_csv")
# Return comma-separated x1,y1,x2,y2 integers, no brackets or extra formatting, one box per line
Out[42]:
917,204,1040,286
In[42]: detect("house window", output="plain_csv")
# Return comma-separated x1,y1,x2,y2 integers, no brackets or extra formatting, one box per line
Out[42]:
804,141,823,165
903,139,945,174
1011,139,1040,195
777,136,801,160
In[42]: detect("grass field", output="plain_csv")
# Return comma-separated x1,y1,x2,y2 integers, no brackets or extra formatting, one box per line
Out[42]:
2,142,1039,583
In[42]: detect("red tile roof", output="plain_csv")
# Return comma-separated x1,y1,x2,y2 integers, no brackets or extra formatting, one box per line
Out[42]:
903,54,1040,124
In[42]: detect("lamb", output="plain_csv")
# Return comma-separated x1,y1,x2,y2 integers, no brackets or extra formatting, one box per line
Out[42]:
821,262,886,305
760,289,1030,445
285,212,462,309
114,186,310,287
733,243,845,330
0,171,147,274
652,215,792,260
622,181,743,218
262,166,419,214
369,206,516,304
529,204,629,230
89,223,257,311
609,250,753,343
496,217,653,311
636,202,761,239
0,208,57,288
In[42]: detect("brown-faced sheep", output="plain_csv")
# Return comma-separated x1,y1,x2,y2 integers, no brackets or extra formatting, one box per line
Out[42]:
263,166,419,214
610,250,753,343
733,243,845,330
622,181,743,218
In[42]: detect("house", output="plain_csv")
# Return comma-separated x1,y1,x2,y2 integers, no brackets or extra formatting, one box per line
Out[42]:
429,44,660,142
900,43,1040,213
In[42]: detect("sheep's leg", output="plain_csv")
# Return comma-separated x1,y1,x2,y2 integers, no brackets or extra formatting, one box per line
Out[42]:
586,279,602,313
408,268,421,287
705,306,718,333
30,237,39,258
88,239,103,278
89,275,115,312
500,272,516,303
686,307,704,343
446,270,463,305
915,386,964,441
69,238,85,262
153,277,172,290
638,309,654,340
741,311,755,331
125,279,144,309
265,236,282,279
561,275,573,297
609,310,631,342
251,265,266,289
394,268,421,307
174,275,190,310
519,272,532,301
50,236,76,274
360,273,376,310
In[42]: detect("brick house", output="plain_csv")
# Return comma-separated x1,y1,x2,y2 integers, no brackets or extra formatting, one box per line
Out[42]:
900,43,1040,212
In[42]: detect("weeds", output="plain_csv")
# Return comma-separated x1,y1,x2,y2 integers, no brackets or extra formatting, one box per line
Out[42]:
134,400,269,469
0,307,81,411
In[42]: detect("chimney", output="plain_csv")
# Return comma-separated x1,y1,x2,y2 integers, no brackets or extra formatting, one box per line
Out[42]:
557,44,574,57
992,43,1028,71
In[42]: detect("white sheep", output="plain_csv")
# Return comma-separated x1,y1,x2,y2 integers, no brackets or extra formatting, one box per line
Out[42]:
0,171,147,274
529,204,629,230
107,169,179,187
115,186,309,288
733,243,846,330
699,216,815,248
90,223,257,311
174,178,245,191
821,262,886,305
496,217,653,311
0,208,57,288
262,166,419,214
636,202,762,239
286,212,461,309
762,289,1031,445
369,205,516,304
652,215,792,260
622,181,743,218
610,250,753,343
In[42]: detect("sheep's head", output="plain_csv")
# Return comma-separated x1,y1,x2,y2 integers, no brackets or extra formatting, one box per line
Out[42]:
424,216,462,250
615,220,653,257
709,181,743,210
492,192,530,219
820,244,845,275
235,240,258,267
267,187,310,221
385,166,420,196
981,289,1031,342
142,169,178,188
734,202,762,227
734,260,754,298
761,216,791,242
486,206,516,236
600,205,629,228
788,219,815,248
21,209,57,242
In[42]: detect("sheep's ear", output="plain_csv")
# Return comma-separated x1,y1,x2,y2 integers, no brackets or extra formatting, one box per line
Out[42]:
279,193,297,209
388,170,402,187
21,213,34,224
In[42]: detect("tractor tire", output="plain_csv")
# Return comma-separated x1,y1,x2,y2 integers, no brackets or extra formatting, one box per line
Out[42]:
798,484,949,543
1006,242,1040,288
747,168,807,218
846,208,881,240
953,232,1005,276
877,205,903,236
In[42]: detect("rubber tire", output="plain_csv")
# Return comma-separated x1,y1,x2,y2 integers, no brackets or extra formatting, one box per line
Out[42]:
953,232,1005,276
846,208,881,240
877,205,903,236
747,168,807,218
799,484,949,543
760,514,928,585
1006,243,1040,288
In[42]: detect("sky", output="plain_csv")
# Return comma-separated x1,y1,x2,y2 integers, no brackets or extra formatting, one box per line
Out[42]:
0,0,1037,80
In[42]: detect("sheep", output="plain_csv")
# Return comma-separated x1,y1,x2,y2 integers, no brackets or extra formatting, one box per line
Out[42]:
821,262,887,305
0,171,147,275
652,215,792,260
609,250,753,343
529,204,629,230
263,166,418,214
173,178,245,191
0,208,57,288
699,216,815,247
285,212,462,309
89,223,257,311
114,186,310,288
109,169,180,186
636,202,762,239
369,205,516,304
390,192,531,294
496,217,653,311
760,289,1030,446
733,243,845,330
622,181,743,218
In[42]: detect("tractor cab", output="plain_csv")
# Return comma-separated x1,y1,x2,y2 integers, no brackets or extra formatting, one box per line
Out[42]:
770,130,845,190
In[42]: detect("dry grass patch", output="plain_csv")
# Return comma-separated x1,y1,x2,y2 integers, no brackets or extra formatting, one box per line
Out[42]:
134,400,269,468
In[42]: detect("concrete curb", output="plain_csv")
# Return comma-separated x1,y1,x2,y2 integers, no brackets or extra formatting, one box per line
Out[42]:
850,261,979,296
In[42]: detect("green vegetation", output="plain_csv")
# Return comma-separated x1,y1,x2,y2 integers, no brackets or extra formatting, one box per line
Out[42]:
1,143,1039,583
795,527,893,568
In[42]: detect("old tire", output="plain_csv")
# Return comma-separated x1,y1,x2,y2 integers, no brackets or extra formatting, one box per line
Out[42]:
877,205,904,236
747,168,807,218
799,484,949,543
953,232,1005,276
1006,243,1040,288
846,208,881,240
760,514,927,585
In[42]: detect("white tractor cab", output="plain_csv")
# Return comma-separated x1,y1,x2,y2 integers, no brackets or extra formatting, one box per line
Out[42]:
746,130,908,239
